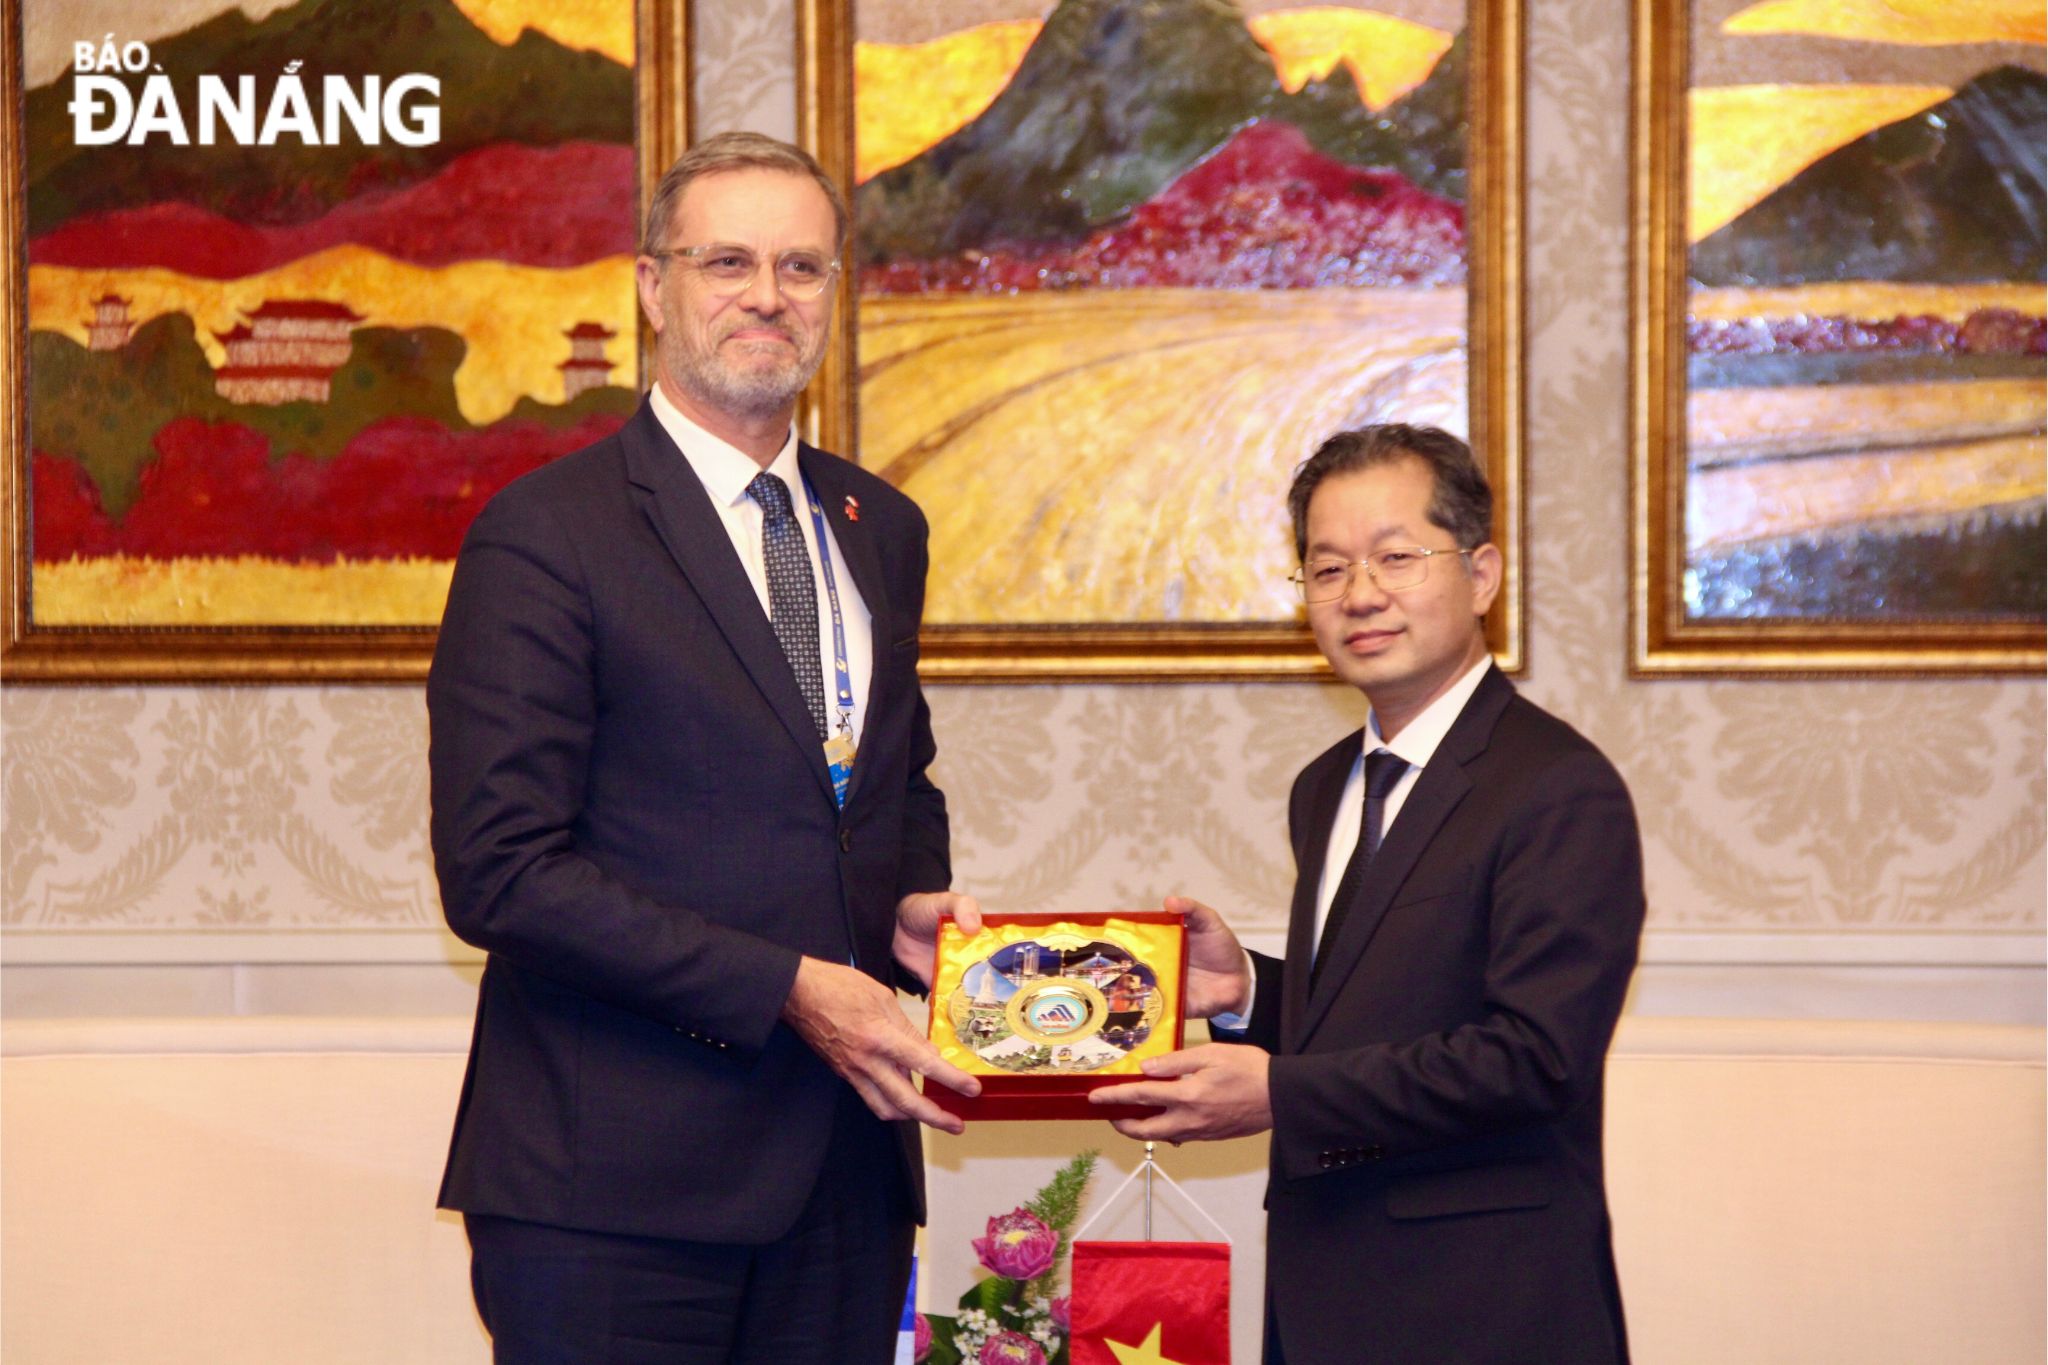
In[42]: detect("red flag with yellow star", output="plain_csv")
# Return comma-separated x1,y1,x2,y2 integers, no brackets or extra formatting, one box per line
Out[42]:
1069,1240,1229,1365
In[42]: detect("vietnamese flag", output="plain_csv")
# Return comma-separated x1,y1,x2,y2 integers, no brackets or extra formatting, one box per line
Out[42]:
1069,1240,1230,1365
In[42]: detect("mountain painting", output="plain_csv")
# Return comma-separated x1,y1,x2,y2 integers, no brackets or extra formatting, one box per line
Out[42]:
19,0,639,628
1681,0,2046,625
842,0,1481,629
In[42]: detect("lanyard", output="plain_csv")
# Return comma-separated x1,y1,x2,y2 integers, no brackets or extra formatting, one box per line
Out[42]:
797,478,858,810
800,476,856,736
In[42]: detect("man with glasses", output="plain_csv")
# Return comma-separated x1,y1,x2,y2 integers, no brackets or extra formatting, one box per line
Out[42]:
1094,425,1645,1364
429,132,979,1362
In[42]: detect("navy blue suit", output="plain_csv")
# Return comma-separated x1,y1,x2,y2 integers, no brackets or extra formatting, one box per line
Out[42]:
428,400,951,1246
1243,667,1643,1365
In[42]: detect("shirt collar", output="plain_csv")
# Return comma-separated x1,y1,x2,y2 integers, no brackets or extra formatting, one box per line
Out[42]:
1365,655,1494,769
648,383,800,508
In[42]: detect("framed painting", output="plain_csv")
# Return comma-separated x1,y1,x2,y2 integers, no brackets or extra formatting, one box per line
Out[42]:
797,0,1523,680
2,0,689,680
1632,0,2046,674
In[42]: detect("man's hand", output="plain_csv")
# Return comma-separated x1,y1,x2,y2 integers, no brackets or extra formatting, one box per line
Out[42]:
782,956,982,1135
1087,1043,1274,1144
893,889,982,989
1171,895,1252,1019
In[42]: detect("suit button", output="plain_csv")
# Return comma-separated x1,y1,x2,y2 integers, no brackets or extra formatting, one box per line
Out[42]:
1319,1153,1336,1169
1366,1145,1384,1161
839,829,853,853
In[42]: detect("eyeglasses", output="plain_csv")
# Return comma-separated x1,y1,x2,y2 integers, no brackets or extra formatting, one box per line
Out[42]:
1290,547,1475,603
650,245,842,299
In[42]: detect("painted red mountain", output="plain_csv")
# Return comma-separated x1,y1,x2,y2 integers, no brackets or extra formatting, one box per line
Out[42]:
862,120,1465,294
34,412,628,562
28,141,634,277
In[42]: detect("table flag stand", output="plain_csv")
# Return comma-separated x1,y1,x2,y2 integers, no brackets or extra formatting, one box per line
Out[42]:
1068,1143,1232,1365
1073,1143,1233,1245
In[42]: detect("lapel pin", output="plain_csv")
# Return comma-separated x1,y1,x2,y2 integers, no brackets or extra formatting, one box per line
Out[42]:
843,495,860,522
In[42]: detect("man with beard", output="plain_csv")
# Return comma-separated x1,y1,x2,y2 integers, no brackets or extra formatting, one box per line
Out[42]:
428,132,981,1363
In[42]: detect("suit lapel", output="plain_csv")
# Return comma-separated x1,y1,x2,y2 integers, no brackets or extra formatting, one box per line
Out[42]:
797,445,891,808
1281,739,1358,1046
622,404,834,803
798,446,888,628
1293,668,1515,1048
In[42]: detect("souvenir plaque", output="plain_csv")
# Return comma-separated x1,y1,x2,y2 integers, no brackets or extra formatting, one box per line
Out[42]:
927,912,1188,1121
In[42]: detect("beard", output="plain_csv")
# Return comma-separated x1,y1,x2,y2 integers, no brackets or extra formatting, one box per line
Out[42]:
665,314,828,420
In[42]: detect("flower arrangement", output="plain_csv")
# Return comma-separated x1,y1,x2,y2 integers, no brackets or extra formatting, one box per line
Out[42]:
915,1150,1096,1365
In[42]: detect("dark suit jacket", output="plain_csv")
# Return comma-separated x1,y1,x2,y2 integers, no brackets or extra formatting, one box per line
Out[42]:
1240,666,1643,1365
427,400,952,1244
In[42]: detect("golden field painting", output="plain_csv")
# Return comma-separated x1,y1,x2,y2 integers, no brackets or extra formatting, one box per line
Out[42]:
844,0,1479,629
866,288,1464,624
1677,0,2045,623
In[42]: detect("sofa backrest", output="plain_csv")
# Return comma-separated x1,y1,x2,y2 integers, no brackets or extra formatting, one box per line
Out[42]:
3,1017,486,1364
4,1015,2041,1364
1605,1017,2045,1365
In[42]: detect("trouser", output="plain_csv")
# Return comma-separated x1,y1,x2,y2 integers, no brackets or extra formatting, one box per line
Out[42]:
465,1088,914,1364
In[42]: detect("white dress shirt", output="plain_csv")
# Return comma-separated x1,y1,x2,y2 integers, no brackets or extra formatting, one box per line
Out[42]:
1307,655,1494,947
1215,655,1495,1028
648,385,873,745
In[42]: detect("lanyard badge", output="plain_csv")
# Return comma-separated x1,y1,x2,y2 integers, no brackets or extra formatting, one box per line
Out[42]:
824,727,856,808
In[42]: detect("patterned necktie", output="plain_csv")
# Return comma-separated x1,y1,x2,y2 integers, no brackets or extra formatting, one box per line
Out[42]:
1311,749,1411,984
746,472,828,739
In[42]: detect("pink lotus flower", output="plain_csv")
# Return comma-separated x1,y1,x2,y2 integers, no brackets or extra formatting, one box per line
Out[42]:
912,1312,933,1362
979,1331,1047,1365
1050,1295,1071,1330
973,1208,1057,1281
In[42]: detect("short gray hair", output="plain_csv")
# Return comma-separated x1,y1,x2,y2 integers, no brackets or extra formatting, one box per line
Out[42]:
640,131,851,255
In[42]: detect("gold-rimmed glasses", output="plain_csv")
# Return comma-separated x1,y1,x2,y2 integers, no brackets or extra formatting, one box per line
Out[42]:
649,244,842,299
1290,547,1476,603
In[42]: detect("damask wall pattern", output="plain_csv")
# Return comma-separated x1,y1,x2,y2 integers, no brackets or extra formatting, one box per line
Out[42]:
2,0,2040,956
4,688,432,932
5,670,2039,942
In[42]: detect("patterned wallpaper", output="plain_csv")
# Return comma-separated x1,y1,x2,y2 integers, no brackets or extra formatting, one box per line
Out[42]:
4,0,2041,955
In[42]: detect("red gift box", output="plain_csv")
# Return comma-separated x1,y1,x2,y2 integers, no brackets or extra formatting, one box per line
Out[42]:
925,912,1188,1122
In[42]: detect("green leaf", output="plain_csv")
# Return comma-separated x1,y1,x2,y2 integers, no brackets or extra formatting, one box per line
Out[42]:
1023,1149,1098,1301
959,1274,1012,1317
925,1314,961,1365
1026,1149,1099,1235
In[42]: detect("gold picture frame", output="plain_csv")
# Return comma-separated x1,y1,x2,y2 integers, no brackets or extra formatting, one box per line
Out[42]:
797,0,1524,681
2,0,690,682
1630,0,2046,676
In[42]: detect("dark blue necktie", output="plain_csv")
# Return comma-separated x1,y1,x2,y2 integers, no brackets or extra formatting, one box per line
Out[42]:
747,472,827,739
1312,749,1410,984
